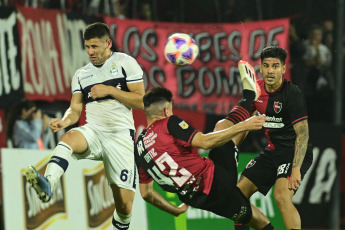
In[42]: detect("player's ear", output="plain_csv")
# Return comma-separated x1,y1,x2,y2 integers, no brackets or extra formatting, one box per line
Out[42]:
107,38,112,49
163,107,169,117
282,64,286,74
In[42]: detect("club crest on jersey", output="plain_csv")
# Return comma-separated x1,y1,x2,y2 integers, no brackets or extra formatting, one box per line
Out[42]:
273,101,282,113
110,63,119,75
179,121,189,129
246,160,256,169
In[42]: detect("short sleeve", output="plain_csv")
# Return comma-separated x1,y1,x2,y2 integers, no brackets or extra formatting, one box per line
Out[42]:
71,70,82,94
122,55,143,84
288,85,308,124
167,115,199,144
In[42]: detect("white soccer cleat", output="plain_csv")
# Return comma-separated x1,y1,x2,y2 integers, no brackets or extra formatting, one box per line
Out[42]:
238,60,261,100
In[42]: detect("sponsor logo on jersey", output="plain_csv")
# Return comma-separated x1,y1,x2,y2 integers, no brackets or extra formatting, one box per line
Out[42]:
256,99,263,103
274,101,282,113
144,131,157,148
257,111,284,128
179,121,189,129
81,74,93,81
264,122,285,128
110,63,119,75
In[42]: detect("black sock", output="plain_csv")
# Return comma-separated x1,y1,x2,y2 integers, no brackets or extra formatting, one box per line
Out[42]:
261,223,275,230
234,223,250,230
226,90,255,124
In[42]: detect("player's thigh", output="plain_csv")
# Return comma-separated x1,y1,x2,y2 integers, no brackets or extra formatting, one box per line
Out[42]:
110,183,135,214
60,129,88,153
102,130,136,191
69,125,103,158
240,152,277,196
237,176,258,198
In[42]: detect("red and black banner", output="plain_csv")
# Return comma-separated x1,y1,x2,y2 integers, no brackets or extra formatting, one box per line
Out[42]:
0,6,290,116
104,17,290,114
0,7,24,109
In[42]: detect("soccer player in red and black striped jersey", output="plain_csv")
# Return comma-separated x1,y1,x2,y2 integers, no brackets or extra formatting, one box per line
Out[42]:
134,87,276,230
217,46,313,230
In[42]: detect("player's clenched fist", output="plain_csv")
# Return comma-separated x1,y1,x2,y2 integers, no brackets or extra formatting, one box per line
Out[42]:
90,84,110,99
49,118,66,133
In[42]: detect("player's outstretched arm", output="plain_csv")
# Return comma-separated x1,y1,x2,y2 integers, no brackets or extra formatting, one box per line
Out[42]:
139,182,189,217
49,93,83,133
192,116,266,150
289,119,309,190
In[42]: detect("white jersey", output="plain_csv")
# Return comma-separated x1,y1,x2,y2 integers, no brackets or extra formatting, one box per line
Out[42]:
71,52,143,131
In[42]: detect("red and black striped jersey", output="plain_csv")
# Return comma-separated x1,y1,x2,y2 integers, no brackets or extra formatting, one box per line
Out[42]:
135,115,214,198
253,78,312,150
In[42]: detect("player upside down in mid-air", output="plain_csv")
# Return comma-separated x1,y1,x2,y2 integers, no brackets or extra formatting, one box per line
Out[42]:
134,61,276,229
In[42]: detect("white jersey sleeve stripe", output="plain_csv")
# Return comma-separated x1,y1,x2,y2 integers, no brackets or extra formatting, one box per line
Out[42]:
127,78,144,83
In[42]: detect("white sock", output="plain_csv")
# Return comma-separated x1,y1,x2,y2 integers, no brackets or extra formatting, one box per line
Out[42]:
44,141,72,191
112,210,132,230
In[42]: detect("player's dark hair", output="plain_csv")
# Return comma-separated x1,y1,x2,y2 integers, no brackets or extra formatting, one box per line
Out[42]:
83,22,110,41
260,46,287,64
143,87,173,107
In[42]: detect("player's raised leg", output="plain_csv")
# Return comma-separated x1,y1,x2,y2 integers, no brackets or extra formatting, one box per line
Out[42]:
238,60,261,100
26,130,87,203
214,60,260,146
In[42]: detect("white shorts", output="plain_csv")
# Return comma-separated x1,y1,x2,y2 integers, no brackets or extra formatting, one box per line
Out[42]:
70,124,136,192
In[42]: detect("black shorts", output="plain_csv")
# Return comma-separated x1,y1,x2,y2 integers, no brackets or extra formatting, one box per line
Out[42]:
197,141,253,224
241,147,313,195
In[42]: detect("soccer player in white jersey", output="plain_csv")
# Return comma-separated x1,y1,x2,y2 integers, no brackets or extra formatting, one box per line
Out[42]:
25,22,145,230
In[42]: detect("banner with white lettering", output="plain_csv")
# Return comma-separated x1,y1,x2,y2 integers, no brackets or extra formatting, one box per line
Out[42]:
16,6,72,101
0,7,24,109
2,6,289,115
293,124,341,229
104,17,290,114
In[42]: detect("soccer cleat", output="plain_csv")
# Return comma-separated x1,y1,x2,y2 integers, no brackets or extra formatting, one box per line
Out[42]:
26,165,52,203
238,60,261,100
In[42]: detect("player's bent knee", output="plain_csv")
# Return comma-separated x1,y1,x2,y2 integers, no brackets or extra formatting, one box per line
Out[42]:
274,193,291,208
229,187,253,224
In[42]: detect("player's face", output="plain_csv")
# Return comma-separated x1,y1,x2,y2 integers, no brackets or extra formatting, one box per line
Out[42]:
260,57,286,92
85,37,111,65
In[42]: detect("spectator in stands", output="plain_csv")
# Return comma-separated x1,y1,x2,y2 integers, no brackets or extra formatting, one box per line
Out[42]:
302,24,333,121
289,24,307,90
322,19,334,52
6,99,51,149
